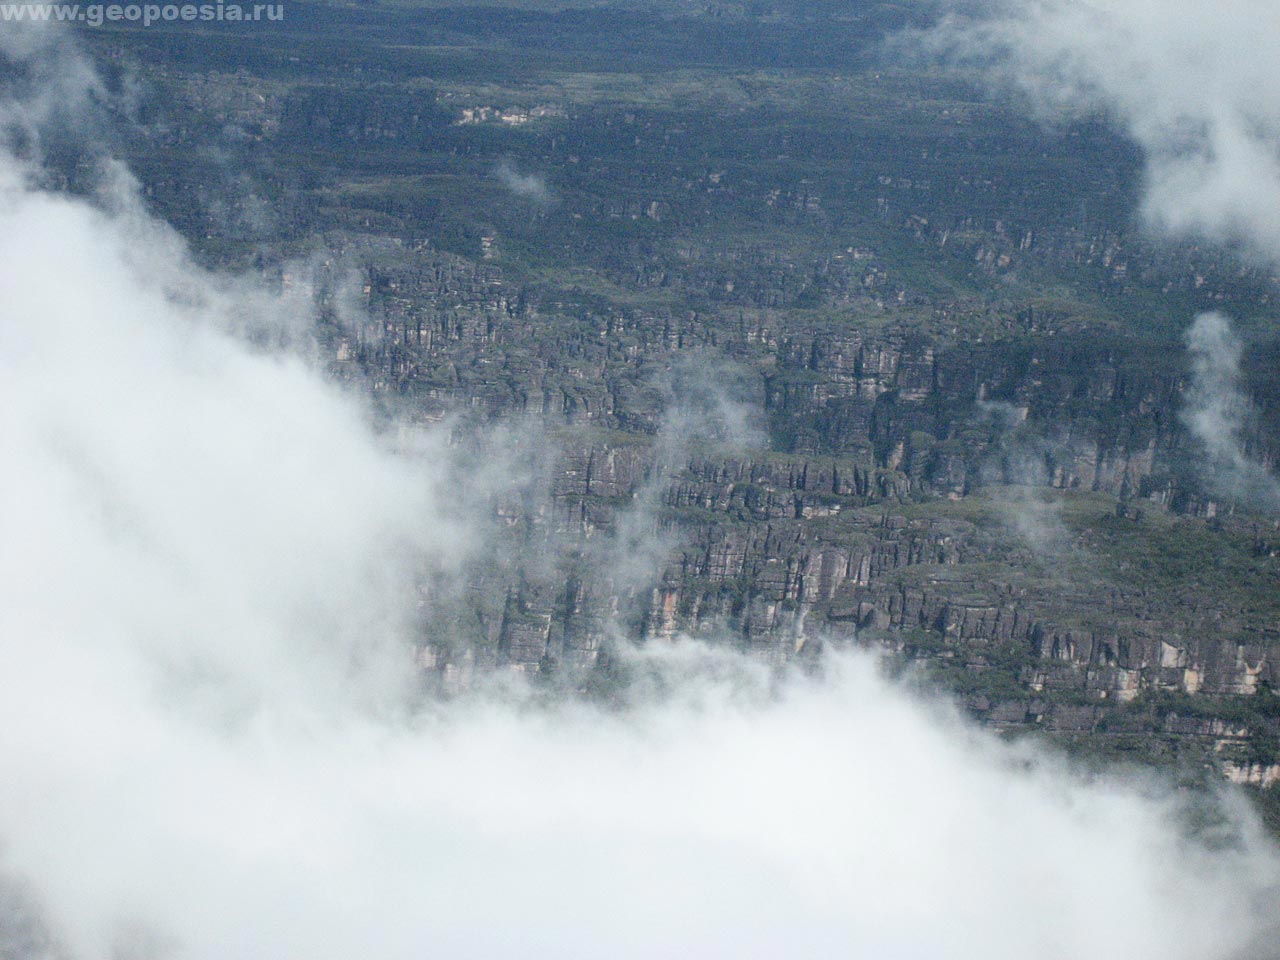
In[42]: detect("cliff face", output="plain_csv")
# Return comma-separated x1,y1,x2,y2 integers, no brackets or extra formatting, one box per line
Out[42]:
309,247,1280,745
328,246,1273,516
766,332,1181,497
406,416,1280,775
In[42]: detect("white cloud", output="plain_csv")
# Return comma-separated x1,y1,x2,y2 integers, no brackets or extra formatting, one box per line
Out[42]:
918,0,1280,259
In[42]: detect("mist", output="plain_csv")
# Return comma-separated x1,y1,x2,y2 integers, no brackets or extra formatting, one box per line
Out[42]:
974,400,1076,556
3,22,1280,960
1181,312,1280,510
494,160,554,204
